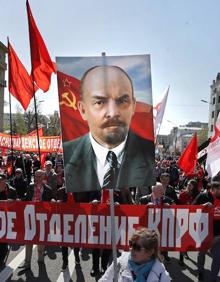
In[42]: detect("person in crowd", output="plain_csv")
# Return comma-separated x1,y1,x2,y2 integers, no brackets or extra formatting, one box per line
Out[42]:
32,154,41,175
43,160,57,199
56,185,80,271
139,182,174,206
55,164,64,190
168,161,179,187
45,153,52,162
160,173,179,204
0,173,17,267
178,179,199,266
192,181,220,282
159,172,179,262
15,153,24,172
18,169,53,271
139,183,173,263
9,168,28,200
90,187,134,277
99,227,171,282
24,154,33,185
179,179,199,205
55,153,63,167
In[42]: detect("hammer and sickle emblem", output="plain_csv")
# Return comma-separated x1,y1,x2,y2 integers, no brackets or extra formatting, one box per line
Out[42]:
59,91,77,110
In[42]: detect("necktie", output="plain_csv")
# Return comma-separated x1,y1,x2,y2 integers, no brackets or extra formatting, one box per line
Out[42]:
102,151,118,190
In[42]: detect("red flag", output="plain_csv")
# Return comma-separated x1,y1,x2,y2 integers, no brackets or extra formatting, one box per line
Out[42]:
40,152,47,169
8,41,36,110
26,0,56,92
178,134,198,175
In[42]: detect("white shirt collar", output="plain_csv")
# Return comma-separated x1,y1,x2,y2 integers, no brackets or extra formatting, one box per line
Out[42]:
89,133,127,166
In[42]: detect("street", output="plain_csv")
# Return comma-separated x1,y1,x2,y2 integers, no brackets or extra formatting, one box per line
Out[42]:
0,245,219,282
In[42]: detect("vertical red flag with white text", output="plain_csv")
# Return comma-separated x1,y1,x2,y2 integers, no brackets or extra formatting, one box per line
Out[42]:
26,0,56,92
178,134,198,175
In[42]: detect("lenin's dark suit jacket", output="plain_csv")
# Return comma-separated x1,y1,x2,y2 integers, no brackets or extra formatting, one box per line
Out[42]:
63,130,155,202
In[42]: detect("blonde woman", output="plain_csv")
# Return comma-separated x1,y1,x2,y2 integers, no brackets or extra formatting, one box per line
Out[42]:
99,228,171,282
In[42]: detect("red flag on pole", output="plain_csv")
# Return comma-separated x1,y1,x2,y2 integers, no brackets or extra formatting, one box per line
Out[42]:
26,0,56,92
178,134,198,175
8,41,36,110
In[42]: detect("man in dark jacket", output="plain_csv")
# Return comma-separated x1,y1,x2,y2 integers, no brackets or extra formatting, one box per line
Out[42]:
0,173,17,267
10,168,27,200
160,172,179,204
140,182,174,263
140,182,174,206
193,181,220,282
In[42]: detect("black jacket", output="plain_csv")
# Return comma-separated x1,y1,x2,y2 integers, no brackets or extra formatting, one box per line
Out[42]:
64,131,155,193
0,183,17,200
139,194,174,205
193,191,220,236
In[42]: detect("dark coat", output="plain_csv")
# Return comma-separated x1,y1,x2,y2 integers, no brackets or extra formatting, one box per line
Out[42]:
64,131,155,193
192,191,220,236
0,183,17,200
139,194,174,205
164,185,179,204
10,177,27,199
25,183,53,202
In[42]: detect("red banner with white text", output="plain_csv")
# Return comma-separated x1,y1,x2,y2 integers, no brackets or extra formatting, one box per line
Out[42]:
0,202,214,251
0,133,62,153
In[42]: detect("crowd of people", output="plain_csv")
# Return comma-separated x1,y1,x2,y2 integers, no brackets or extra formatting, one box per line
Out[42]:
0,152,219,281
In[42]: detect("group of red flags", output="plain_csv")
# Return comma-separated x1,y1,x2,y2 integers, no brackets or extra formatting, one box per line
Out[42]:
8,0,56,110
6,2,199,177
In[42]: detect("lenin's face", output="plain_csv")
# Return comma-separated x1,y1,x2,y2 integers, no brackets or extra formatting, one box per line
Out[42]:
78,66,136,149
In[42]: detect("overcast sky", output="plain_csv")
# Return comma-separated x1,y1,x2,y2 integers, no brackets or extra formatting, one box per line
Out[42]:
1,0,220,134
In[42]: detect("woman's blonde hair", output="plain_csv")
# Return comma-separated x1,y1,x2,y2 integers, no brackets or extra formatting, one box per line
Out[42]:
130,227,163,261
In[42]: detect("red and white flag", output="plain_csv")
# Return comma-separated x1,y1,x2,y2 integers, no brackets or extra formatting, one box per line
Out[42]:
154,86,169,136
206,113,220,177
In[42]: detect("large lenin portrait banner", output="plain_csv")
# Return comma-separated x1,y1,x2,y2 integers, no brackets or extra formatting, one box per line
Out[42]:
56,55,155,193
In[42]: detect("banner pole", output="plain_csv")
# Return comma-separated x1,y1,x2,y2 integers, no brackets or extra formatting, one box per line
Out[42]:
32,87,41,168
7,38,14,177
109,188,118,282
101,51,118,281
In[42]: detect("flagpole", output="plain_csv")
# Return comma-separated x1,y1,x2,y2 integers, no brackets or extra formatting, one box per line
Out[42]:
32,89,41,168
26,2,41,167
102,52,118,282
7,38,14,177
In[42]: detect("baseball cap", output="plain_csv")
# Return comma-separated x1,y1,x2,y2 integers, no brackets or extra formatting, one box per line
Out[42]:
45,160,52,166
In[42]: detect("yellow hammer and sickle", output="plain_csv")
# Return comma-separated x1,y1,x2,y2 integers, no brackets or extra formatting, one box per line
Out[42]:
59,91,77,110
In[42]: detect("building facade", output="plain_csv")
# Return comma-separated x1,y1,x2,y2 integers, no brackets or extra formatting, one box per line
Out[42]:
208,73,220,137
0,41,7,132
